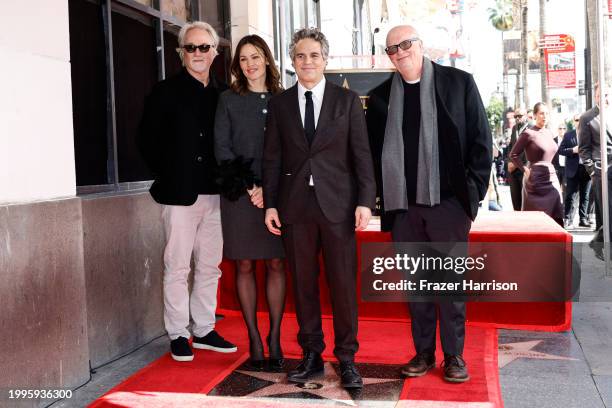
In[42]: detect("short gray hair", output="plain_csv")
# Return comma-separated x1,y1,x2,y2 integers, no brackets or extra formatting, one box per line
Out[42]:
289,27,329,61
177,21,219,62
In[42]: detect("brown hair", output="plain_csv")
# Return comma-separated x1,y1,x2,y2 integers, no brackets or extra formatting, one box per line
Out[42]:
533,102,547,114
230,35,282,96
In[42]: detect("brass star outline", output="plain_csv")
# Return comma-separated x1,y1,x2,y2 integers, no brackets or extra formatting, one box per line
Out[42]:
236,362,401,406
498,340,579,368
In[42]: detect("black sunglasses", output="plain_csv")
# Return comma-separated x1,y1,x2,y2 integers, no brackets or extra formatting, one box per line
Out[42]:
385,38,420,55
181,43,213,53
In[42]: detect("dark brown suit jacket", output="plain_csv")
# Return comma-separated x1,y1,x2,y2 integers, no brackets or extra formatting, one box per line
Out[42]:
263,81,376,224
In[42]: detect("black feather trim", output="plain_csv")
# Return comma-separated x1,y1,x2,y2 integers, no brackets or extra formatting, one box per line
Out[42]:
215,156,261,201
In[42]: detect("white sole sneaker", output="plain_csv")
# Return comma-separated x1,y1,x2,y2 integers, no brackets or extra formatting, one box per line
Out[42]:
192,343,237,353
171,353,194,362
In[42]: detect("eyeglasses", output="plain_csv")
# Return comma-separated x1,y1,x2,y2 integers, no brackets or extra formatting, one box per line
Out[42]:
515,114,524,118
559,127,566,130
180,43,213,53
385,38,420,55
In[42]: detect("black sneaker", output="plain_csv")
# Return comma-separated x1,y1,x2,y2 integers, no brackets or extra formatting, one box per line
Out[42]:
192,330,237,353
170,336,194,362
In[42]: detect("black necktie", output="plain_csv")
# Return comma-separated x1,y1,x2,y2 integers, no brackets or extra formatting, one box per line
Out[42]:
304,90,315,145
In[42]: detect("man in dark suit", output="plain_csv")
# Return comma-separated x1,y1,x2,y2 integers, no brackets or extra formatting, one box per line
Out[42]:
579,82,611,246
263,28,376,389
367,25,491,383
559,115,592,228
138,21,236,362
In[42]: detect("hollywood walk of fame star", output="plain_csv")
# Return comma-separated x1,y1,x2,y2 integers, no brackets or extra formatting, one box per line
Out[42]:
498,340,579,368
236,362,401,406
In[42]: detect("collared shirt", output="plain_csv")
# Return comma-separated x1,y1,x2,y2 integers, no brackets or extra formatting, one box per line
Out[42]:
297,77,326,128
296,77,326,187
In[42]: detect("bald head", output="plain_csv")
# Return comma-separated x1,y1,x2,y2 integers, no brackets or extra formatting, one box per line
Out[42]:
385,25,423,81
386,25,420,44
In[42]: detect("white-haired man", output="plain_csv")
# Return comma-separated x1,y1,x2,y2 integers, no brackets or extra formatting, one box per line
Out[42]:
138,21,236,361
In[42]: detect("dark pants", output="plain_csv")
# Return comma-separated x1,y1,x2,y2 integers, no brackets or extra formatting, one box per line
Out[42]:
391,197,472,356
282,189,358,362
591,167,612,242
564,165,592,222
509,169,524,211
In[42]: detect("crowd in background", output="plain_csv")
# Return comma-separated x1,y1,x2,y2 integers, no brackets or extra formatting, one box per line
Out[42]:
489,105,595,231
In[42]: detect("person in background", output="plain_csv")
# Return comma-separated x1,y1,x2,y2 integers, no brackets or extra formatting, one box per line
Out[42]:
559,115,592,229
507,108,529,210
578,82,612,256
553,123,566,195
510,102,563,226
138,21,237,362
214,35,286,372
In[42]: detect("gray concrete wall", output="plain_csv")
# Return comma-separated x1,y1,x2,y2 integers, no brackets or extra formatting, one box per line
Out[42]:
82,192,165,368
0,198,90,400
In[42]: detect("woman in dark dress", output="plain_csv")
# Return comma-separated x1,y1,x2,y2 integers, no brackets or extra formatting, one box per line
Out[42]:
214,35,285,371
510,102,564,226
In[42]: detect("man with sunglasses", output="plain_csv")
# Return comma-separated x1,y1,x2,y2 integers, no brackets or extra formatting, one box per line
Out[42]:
138,21,236,362
559,116,592,228
507,108,529,210
367,25,491,383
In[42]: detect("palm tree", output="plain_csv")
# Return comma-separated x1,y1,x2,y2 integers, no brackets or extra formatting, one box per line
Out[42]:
488,0,514,109
488,0,514,31
514,0,529,109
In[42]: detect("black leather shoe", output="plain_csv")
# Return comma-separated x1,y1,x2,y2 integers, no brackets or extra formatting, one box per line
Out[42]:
442,354,470,383
287,352,324,383
339,361,363,389
401,352,435,377
244,359,266,371
579,219,591,228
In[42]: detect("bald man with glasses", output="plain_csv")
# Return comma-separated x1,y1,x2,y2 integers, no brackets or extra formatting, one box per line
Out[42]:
367,25,491,383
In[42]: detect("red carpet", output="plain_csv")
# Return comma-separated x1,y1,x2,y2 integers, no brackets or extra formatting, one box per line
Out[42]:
90,313,502,407
219,212,571,331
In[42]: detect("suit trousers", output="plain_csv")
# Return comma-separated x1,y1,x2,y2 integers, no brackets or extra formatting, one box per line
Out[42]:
391,197,472,356
509,169,524,211
162,195,223,340
282,188,358,362
591,168,612,241
564,165,592,222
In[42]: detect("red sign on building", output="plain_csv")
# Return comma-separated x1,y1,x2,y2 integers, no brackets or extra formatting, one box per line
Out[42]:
543,34,576,89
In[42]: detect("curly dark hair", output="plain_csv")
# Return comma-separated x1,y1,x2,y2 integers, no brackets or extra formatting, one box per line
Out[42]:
230,35,282,96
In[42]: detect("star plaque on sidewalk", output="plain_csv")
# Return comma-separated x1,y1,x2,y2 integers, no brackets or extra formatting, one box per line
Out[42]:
209,359,404,406
498,340,579,368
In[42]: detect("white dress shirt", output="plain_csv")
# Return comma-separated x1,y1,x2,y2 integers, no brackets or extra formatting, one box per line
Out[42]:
297,77,326,128
297,78,326,186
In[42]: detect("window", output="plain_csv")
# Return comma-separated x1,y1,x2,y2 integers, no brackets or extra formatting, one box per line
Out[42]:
68,0,230,193
272,0,320,88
